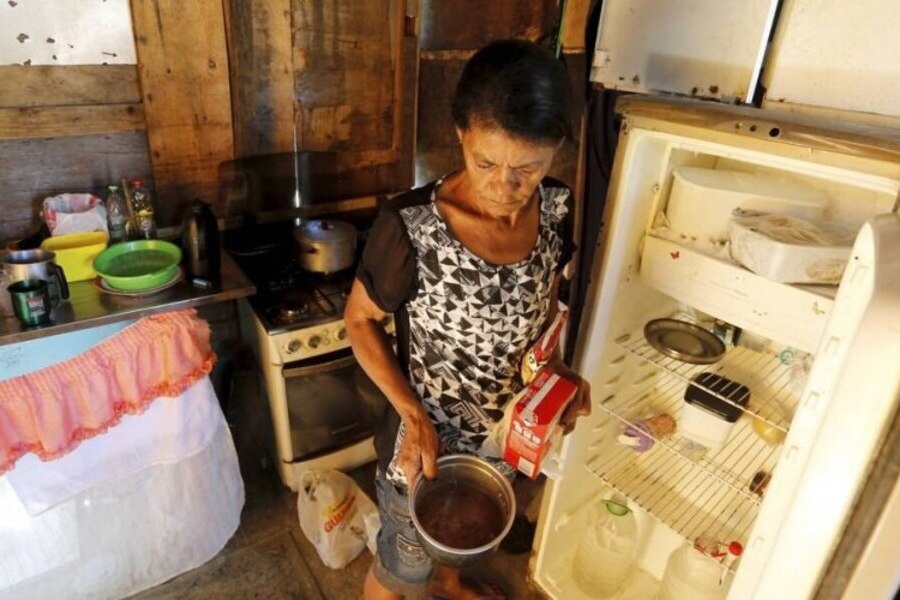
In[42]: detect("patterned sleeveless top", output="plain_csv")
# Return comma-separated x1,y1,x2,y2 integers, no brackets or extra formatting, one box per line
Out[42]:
384,176,571,485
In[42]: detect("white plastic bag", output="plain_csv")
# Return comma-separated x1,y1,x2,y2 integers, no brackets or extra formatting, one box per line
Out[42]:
297,469,379,569
42,193,109,235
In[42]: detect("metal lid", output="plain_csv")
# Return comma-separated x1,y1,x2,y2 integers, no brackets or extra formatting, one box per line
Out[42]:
644,318,725,364
295,219,357,243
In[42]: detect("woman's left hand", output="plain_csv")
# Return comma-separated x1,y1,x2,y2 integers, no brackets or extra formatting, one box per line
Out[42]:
546,356,591,434
559,369,591,435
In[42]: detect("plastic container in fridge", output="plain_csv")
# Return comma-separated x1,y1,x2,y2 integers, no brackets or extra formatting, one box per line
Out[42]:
729,213,853,284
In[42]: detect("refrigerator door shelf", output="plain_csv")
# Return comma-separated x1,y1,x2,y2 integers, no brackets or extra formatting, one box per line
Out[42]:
729,214,900,599
640,235,835,353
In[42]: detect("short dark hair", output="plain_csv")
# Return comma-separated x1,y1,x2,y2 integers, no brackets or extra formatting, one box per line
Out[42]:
451,39,573,144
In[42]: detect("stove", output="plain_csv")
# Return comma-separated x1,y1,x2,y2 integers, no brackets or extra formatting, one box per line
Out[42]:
257,268,349,324
229,220,392,491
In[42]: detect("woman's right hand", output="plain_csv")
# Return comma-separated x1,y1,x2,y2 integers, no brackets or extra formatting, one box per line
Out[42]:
398,407,440,485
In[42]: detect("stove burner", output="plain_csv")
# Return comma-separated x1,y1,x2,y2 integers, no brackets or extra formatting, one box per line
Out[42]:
273,302,311,325
228,222,361,333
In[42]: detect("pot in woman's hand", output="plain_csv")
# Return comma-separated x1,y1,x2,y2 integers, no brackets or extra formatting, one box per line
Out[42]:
409,454,516,567
293,219,357,274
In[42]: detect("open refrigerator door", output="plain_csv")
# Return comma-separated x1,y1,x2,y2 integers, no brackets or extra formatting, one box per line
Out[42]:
530,97,900,599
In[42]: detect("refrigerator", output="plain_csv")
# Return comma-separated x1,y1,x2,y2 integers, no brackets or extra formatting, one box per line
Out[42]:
530,95,900,599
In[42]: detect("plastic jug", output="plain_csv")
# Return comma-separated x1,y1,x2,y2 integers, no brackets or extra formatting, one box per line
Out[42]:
181,199,221,280
573,495,638,597
658,537,740,600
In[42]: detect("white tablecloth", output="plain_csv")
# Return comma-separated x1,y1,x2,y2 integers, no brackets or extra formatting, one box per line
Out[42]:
0,376,244,599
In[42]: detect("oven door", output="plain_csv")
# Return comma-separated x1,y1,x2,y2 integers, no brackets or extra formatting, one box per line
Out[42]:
282,348,386,462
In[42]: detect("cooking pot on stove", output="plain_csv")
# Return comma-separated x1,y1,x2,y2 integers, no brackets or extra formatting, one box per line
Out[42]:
293,219,357,274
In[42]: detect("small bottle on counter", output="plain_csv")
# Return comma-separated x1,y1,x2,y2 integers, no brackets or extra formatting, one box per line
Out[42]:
130,178,157,239
105,184,129,243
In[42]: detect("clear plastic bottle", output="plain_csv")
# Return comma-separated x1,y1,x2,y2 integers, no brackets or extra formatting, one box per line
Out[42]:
658,537,738,600
130,178,157,239
105,184,129,243
573,495,638,597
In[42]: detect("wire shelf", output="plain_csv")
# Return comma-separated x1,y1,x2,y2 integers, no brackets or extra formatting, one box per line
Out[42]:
615,329,802,432
585,371,784,562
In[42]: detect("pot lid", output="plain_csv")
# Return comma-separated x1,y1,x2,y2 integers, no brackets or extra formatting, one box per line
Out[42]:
295,219,357,243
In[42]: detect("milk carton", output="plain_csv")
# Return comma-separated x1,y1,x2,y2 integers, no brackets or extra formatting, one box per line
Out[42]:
503,368,578,479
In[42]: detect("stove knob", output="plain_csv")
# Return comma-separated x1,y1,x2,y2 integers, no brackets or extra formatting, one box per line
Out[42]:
307,334,322,349
335,327,348,342
286,339,302,354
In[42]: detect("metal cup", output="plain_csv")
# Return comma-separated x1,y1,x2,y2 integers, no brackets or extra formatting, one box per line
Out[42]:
8,278,52,327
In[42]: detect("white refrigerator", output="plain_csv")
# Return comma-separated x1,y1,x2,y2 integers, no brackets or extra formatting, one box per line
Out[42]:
530,96,900,599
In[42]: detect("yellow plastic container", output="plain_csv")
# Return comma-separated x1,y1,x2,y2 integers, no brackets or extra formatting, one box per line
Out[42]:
41,232,109,282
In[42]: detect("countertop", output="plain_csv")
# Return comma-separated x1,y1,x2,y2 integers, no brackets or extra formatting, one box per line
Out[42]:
0,251,255,347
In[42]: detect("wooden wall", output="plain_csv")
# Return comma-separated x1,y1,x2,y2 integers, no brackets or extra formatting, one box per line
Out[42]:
0,65,151,242
415,0,587,189
130,0,235,227
0,0,588,246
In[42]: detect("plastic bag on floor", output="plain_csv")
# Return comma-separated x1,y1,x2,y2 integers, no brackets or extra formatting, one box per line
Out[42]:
297,469,378,569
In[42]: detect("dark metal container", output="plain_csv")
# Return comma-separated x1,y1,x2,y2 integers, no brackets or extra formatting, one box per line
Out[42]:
181,199,221,280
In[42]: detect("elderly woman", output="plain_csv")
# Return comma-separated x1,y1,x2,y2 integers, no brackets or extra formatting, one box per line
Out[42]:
345,39,589,600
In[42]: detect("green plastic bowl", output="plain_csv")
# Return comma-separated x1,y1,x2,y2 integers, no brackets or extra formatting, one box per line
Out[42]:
93,240,182,291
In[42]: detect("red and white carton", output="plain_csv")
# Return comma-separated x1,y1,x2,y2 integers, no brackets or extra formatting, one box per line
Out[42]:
503,367,578,479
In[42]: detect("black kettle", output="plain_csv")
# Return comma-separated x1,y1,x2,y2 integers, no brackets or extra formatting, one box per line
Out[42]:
181,199,221,280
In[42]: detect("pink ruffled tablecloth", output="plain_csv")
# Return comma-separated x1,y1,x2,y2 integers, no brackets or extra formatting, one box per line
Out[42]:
0,309,216,475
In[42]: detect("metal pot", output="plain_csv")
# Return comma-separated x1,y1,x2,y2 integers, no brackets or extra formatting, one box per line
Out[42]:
3,249,69,310
409,454,516,567
293,219,357,274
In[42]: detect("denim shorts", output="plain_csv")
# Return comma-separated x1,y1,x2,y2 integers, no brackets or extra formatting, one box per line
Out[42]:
371,471,433,595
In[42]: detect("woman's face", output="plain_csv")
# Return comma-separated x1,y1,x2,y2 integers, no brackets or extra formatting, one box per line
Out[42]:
457,124,560,217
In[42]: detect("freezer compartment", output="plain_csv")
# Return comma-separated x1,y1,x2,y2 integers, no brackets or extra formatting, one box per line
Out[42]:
618,128,897,353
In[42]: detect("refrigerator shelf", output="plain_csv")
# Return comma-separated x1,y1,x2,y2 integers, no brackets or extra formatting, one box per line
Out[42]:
587,373,783,557
616,328,800,433
640,235,834,353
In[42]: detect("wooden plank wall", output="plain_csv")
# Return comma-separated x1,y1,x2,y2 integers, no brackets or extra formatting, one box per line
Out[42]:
224,0,295,156
415,0,582,185
422,0,587,190
291,0,416,192
0,65,151,243
131,0,235,226
0,0,581,245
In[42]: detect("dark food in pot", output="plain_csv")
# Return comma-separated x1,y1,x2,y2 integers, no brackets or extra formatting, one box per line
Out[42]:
417,480,505,549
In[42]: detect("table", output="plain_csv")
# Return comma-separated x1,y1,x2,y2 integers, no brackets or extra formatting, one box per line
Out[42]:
0,251,255,347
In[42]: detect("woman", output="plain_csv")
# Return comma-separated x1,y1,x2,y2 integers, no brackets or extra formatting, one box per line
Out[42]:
345,39,590,600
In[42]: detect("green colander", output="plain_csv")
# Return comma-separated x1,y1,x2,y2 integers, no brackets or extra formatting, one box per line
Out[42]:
93,240,182,291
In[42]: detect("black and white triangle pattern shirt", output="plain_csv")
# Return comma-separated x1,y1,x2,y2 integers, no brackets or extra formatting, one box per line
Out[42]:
357,175,574,487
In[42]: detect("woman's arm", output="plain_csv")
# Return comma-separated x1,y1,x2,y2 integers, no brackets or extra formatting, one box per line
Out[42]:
344,278,439,483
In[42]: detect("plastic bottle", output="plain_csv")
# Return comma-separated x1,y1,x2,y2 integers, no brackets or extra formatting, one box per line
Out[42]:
105,184,129,243
658,537,737,600
130,178,157,239
573,495,638,597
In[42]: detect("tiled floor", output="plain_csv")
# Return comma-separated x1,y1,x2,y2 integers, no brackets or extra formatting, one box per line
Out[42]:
130,357,547,600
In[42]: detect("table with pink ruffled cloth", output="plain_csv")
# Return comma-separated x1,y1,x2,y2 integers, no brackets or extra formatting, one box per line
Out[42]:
0,309,245,599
